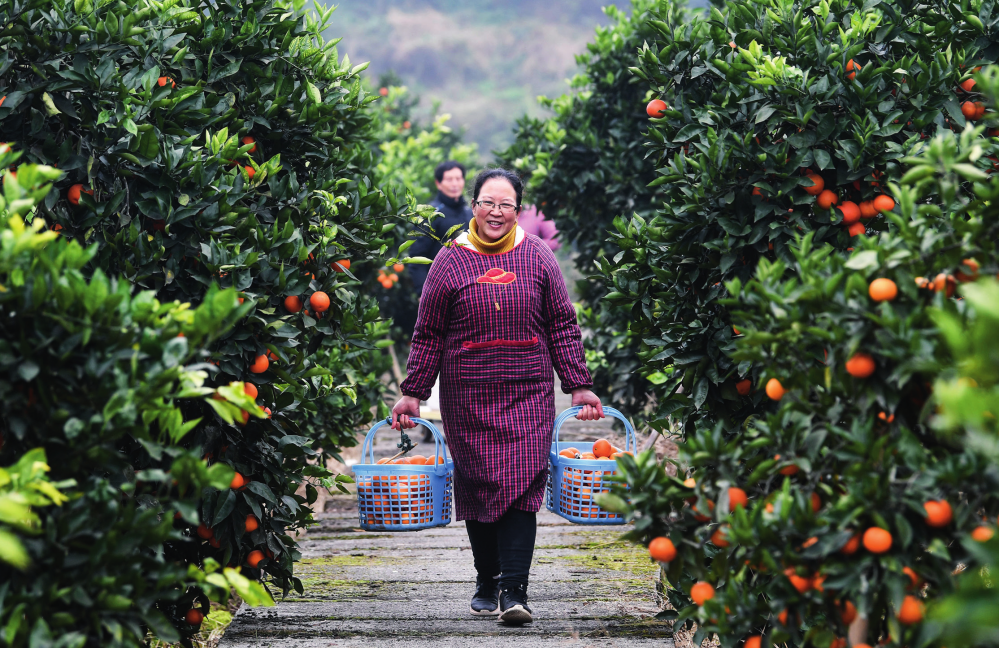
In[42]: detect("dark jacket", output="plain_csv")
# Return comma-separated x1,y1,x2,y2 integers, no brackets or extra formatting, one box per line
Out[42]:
408,191,473,292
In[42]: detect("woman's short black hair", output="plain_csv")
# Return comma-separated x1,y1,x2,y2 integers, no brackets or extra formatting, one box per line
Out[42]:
434,160,466,182
472,168,524,208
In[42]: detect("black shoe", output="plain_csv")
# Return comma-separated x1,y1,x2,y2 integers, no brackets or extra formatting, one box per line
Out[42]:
470,576,500,616
498,584,533,625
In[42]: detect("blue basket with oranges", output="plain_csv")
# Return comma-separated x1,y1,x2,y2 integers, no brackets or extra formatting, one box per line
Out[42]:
353,417,454,531
546,406,636,525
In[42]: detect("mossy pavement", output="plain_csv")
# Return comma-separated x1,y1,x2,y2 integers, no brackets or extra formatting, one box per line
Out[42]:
219,390,673,647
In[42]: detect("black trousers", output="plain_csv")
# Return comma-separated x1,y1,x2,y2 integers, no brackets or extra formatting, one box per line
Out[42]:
464,509,537,590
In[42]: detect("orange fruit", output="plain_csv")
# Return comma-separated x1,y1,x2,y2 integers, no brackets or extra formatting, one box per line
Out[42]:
380,279,393,289
923,499,953,527
646,99,667,118
962,101,978,119
841,533,860,555
752,186,763,198
407,455,427,465
184,609,204,625
711,526,730,548
787,572,811,593
816,189,839,209
692,499,715,522
779,462,799,476
241,136,256,152
237,409,249,426
975,102,986,119
332,259,350,272
829,638,846,648
873,194,895,212
247,549,265,568
956,258,980,282
310,291,330,312
284,295,303,313
736,379,752,396
376,458,391,465
804,173,824,195
244,382,258,400
972,525,994,542
802,536,818,548
728,487,748,511
837,201,861,224
683,477,696,488
244,165,255,179
869,278,898,302
903,566,921,589
745,637,762,648
846,58,861,80
379,87,388,96
393,263,405,273
897,595,924,625
847,222,866,237
196,523,213,539
863,527,892,554
580,452,597,460
765,378,785,401
932,272,956,297
249,354,269,373
859,200,877,218
559,449,579,459
592,439,614,458
960,78,976,92
649,536,677,562
230,472,246,490
840,600,857,624
690,581,715,605
424,455,444,465
67,183,93,205
777,608,788,624
845,353,875,378
245,514,259,532
158,76,176,88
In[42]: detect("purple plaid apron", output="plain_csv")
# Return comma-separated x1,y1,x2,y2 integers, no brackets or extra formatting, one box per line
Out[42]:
400,233,592,522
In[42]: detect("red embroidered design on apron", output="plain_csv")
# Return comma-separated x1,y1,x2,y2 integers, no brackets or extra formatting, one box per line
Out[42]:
476,268,516,310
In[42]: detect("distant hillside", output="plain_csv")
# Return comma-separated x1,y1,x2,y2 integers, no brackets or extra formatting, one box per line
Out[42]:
323,1,709,158
323,0,612,157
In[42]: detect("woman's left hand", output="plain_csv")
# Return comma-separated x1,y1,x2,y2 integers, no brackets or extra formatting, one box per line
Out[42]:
571,388,605,420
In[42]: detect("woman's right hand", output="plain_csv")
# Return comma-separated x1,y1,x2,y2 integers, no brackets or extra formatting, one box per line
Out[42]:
391,395,422,430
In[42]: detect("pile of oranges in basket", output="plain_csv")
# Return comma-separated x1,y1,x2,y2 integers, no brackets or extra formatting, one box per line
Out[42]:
557,438,632,461
555,438,633,520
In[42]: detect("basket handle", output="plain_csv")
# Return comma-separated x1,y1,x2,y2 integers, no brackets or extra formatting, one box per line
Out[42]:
552,405,637,454
361,416,450,476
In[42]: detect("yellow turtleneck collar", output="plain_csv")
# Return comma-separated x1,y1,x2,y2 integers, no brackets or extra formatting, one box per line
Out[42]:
468,218,519,254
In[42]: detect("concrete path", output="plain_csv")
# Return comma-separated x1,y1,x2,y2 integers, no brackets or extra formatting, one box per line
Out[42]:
220,391,672,647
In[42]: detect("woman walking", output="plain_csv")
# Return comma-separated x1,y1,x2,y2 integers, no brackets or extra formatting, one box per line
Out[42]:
391,168,604,625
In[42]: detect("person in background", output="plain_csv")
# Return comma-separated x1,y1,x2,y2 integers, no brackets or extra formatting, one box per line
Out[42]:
408,161,473,293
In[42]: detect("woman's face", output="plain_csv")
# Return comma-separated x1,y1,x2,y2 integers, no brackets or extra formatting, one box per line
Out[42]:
472,178,519,242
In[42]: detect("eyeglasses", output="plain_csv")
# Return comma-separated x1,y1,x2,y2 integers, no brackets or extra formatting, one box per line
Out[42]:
474,200,519,214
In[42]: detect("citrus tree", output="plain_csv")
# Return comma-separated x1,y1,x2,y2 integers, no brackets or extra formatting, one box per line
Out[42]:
604,24,999,648
601,0,997,432
922,278,999,648
495,0,667,416
369,79,478,339
0,152,273,646
0,0,401,598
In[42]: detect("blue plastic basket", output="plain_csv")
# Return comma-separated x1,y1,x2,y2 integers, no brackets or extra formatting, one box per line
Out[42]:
352,417,454,531
546,406,636,525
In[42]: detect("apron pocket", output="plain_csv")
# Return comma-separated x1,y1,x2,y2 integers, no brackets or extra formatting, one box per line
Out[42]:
459,337,544,383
